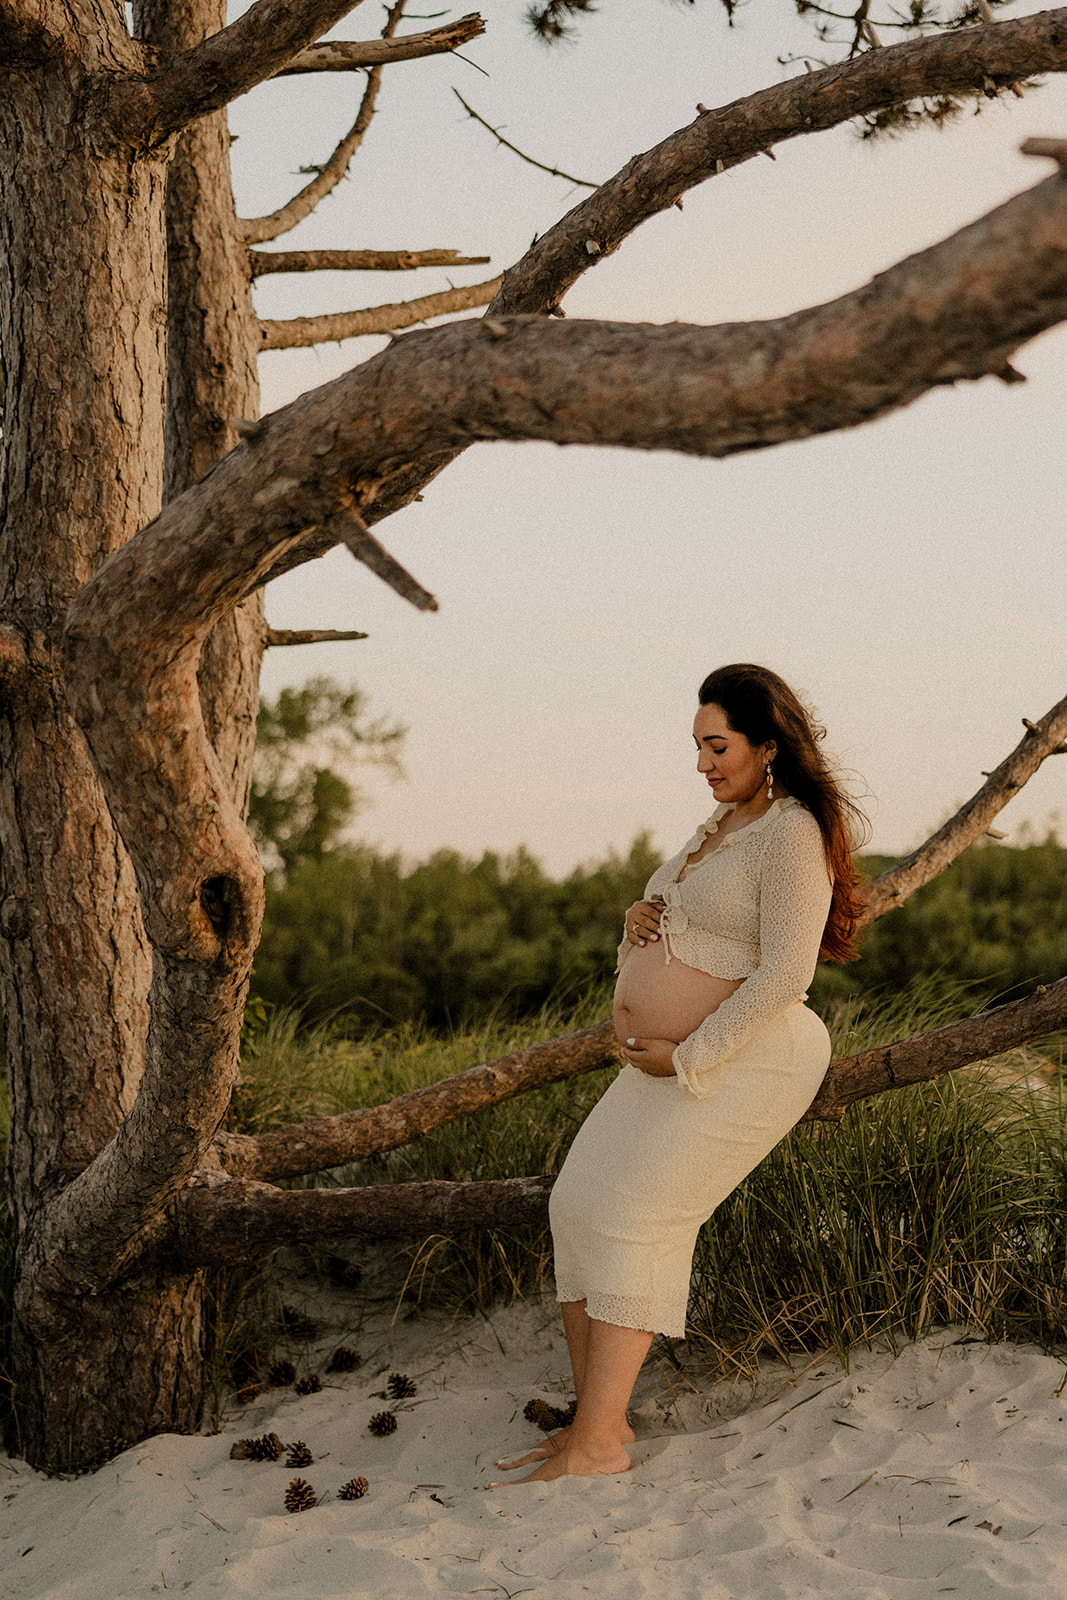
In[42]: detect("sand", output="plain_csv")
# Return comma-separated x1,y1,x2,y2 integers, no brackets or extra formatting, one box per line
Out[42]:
4,1261,1067,1600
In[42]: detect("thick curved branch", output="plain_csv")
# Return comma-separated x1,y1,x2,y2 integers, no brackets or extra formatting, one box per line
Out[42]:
862,692,1067,924
175,1172,555,1263
101,0,371,147
249,247,490,277
258,276,503,347
277,13,484,74
490,9,1067,316
216,1022,617,1181
241,2,403,246
261,9,1067,587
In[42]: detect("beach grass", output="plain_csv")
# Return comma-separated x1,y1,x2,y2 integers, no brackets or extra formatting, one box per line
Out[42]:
2,979,1065,1440
230,980,1067,1383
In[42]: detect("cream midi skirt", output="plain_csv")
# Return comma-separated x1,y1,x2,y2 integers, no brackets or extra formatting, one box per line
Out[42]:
549,1004,831,1338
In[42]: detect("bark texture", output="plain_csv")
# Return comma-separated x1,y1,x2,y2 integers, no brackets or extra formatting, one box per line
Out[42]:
0,1,172,1468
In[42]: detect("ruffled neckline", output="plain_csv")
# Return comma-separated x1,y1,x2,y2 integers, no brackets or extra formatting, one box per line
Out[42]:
675,797,800,881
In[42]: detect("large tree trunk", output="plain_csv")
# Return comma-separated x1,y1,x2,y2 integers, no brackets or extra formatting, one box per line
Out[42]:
0,9,188,1467
1,0,268,1470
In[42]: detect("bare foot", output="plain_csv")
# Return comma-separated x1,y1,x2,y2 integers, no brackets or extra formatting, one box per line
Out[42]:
496,1421,635,1472
489,1438,633,1486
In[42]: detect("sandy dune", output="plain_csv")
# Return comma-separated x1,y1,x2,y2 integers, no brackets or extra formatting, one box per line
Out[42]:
4,1274,1067,1600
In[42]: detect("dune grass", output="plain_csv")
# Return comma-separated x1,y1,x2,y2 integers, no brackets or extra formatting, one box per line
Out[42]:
1,979,1065,1445
229,980,1067,1383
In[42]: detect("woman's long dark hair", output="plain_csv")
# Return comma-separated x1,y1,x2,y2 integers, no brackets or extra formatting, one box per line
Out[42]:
698,663,867,962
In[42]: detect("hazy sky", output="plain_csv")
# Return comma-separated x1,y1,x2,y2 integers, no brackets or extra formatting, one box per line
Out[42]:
228,1,1067,874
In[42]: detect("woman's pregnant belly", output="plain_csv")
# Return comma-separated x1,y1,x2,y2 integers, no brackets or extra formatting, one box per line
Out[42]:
613,941,743,1045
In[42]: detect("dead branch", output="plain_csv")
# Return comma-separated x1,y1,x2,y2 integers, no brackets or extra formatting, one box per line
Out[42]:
862,693,1067,924
328,509,438,611
804,975,1067,1121
266,627,369,646
101,0,372,147
278,13,485,74
216,1022,618,1181
241,2,403,247
258,276,503,347
176,1172,555,1263
452,89,599,189
249,248,490,277
490,9,1067,316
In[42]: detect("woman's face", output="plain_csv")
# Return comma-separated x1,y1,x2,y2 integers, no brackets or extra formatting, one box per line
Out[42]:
692,702,775,807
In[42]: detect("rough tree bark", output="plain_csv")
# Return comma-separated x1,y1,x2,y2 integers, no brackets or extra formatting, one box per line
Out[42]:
2,0,1067,1470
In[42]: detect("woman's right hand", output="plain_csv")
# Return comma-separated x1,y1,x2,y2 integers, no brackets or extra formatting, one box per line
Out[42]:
625,899,663,947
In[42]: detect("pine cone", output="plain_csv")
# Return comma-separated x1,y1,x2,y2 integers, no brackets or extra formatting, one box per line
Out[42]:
523,1398,561,1433
267,1359,297,1388
294,1374,322,1396
386,1372,417,1400
338,1475,369,1500
286,1441,314,1469
561,1399,578,1425
284,1477,318,1514
234,1383,262,1405
367,1410,397,1437
326,1346,361,1374
231,1431,284,1462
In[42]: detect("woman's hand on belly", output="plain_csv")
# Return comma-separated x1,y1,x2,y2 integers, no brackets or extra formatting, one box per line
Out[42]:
620,1036,678,1077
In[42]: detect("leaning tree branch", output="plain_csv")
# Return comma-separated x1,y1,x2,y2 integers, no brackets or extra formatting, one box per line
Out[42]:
193,980,1067,1252
277,12,484,74
99,0,372,147
175,1171,555,1263
266,626,369,646
216,1022,618,1180
489,8,1067,316
241,12,397,247
862,692,1067,924
452,89,599,189
249,247,490,277
258,276,503,347
804,974,1067,1120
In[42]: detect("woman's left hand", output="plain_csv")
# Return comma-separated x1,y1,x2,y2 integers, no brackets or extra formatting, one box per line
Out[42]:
621,1036,677,1077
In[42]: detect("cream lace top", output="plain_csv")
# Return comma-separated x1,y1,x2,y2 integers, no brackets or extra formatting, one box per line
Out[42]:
617,798,832,1098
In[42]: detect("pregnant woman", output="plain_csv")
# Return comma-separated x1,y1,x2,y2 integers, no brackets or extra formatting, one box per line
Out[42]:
493,662,865,1485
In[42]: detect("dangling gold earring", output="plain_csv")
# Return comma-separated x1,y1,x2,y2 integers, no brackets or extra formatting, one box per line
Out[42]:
765,761,774,801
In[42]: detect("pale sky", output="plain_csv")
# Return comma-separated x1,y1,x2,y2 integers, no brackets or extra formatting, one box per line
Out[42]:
228,1,1067,874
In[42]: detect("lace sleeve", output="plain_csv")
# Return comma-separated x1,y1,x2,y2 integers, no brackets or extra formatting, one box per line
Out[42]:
672,807,831,1099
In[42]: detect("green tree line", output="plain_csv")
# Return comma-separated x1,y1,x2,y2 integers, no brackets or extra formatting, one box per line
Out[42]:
249,680,1066,1031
